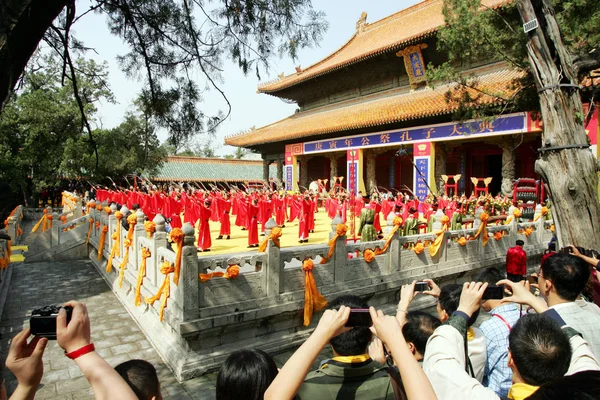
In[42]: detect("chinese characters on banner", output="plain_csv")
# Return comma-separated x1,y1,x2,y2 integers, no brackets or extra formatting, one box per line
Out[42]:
413,143,431,202
285,166,293,191
302,113,526,154
347,150,358,195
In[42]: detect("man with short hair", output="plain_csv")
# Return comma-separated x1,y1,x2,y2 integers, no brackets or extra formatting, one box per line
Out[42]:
423,281,600,400
402,311,441,363
297,295,395,399
539,253,600,357
476,267,521,398
506,240,527,282
115,359,162,400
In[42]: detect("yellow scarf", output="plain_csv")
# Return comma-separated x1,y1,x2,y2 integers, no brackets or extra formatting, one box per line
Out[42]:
321,354,371,369
508,382,539,400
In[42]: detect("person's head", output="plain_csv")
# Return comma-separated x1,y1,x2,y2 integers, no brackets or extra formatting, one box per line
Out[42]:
526,370,600,400
548,242,556,252
516,239,524,247
539,253,590,304
115,360,162,400
327,295,371,356
475,267,505,311
131,203,140,211
216,349,278,400
508,314,571,386
437,284,479,325
402,311,441,361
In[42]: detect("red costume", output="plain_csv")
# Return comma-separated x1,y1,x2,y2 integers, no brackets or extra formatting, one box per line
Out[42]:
506,245,527,277
247,201,260,246
218,197,232,237
197,202,212,251
298,197,312,241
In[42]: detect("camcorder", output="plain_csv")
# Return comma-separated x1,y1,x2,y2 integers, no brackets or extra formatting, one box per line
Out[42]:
30,305,73,340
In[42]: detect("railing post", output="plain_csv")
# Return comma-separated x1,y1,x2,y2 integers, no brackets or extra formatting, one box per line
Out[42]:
132,209,146,270
151,214,167,286
330,215,346,283
181,223,199,320
265,222,281,297
6,216,16,242
51,212,60,246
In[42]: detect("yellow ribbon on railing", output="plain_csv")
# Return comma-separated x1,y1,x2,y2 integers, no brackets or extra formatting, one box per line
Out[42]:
429,216,450,257
457,237,467,246
321,224,347,264
86,218,94,245
31,209,48,233
533,206,549,222
169,228,184,285
144,221,156,239
60,215,67,224
47,214,53,229
258,227,283,253
505,208,522,225
145,261,175,321
494,231,505,241
302,259,328,326
95,221,101,230
135,248,152,306
199,264,241,282
363,249,375,263
472,212,490,247
524,226,534,237
118,214,138,288
98,226,108,260
363,217,404,263
106,212,124,273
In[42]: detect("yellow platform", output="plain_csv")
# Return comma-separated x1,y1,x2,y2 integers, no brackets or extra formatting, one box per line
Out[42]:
194,208,363,257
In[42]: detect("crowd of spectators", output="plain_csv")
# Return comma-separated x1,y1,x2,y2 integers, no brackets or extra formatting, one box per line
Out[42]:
2,245,600,399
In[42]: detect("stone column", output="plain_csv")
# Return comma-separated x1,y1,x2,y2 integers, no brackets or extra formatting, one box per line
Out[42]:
182,222,199,319
365,150,377,194
299,155,310,190
276,160,284,187
389,156,396,188
500,137,516,196
262,158,270,181
434,143,447,195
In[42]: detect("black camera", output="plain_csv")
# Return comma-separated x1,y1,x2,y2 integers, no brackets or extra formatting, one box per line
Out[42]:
30,305,72,340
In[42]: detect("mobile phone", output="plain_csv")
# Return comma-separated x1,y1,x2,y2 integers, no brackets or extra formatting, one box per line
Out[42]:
527,275,538,285
345,308,373,327
415,282,430,292
560,246,573,254
482,285,504,300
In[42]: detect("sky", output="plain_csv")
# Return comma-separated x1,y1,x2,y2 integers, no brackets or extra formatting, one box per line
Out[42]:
72,0,422,156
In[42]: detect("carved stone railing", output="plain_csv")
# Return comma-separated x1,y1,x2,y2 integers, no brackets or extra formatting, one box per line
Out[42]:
81,207,552,381
5,205,24,243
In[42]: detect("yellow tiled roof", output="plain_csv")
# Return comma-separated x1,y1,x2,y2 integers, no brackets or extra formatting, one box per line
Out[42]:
581,69,600,88
226,65,523,147
258,0,511,93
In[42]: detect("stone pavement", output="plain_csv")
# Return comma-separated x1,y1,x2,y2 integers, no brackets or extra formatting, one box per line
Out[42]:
0,260,333,399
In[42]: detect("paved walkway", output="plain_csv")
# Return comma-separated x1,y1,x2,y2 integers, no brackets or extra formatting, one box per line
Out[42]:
0,259,333,399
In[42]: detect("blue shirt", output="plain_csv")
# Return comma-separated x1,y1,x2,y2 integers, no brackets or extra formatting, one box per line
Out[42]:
480,303,522,399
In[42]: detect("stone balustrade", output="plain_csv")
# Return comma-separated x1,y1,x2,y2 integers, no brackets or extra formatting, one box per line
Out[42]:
80,205,552,381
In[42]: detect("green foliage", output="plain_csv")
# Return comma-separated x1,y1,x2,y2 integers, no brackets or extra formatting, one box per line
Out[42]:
100,0,328,146
429,0,600,119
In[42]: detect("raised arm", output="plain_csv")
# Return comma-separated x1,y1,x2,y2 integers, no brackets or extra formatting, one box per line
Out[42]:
57,301,137,400
6,328,47,400
369,307,437,400
264,306,351,400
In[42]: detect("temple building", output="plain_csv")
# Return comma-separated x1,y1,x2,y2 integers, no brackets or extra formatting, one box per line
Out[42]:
151,156,277,188
224,0,599,199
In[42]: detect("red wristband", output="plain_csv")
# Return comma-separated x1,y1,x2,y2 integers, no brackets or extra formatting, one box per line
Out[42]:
65,343,95,360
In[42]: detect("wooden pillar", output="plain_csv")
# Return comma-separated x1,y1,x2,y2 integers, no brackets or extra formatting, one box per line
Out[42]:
500,137,516,196
262,159,270,181
299,155,311,190
276,159,284,185
366,150,377,194
434,143,447,195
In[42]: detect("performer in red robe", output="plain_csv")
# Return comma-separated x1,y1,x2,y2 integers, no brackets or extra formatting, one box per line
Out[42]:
274,193,287,227
298,195,311,242
247,199,260,247
217,194,232,239
197,200,212,251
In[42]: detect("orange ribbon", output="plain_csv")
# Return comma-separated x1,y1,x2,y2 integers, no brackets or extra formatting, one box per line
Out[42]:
135,248,152,306
524,226,534,237
144,221,156,239
258,227,283,252
60,215,67,224
199,265,241,282
118,215,138,288
98,226,109,260
145,261,175,321
86,218,94,245
320,224,347,264
32,209,48,233
472,212,490,247
533,206,549,222
104,206,112,215
47,214,53,229
170,228,184,285
505,208,522,225
363,248,375,263
429,216,450,257
413,242,425,254
302,259,328,326
494,231,505,241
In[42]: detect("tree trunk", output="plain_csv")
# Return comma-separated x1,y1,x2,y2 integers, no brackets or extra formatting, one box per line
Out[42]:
0,0,67,111
517,0,600,248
